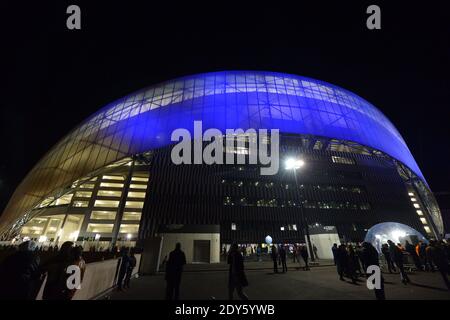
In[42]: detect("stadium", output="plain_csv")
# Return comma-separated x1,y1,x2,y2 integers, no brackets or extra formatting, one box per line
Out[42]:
0,71,444,263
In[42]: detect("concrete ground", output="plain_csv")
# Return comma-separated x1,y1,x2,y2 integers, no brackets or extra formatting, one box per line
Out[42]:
102,260,450,300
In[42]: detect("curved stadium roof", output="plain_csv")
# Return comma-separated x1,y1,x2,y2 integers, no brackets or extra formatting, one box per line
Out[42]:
0,71,424,233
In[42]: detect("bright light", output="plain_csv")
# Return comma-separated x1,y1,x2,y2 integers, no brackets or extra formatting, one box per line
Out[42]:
375,234,381,239
265,235,273,244
38,235,47,243
391,229,406,243
285,158,305,170
94,233,101,241
57,229,63,237
127,233,132,240
69,231,79,241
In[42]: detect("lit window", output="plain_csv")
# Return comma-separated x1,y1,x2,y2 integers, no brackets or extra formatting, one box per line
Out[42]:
413,203,420,209
292,224,297,231
408,192,414,196
122,212,142,221
94,200,120,208
231,223,237,231
420,218,427,224
74,191,92,198
54,194,73,206
80,183,95,189
119,224,139,234
131,176,149,182
129,184,147,190
331,156,355,165
97,190,122,197
424,226,431,234
100,182,124,188
72,200,89,208
280,226,285,231
86,223,114,233
102,175,125,181
90,211,117,220
127,191,146,198
410,198,417,202
125,201,144,209
416,210,423,216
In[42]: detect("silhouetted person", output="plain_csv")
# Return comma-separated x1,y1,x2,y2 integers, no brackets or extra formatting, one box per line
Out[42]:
331,243,338,266
336,244,348,280
117,247,130,291
125,249,137,289
292,245,298,263
42,241,74,300
362,242,385,300
228,244,249,300
300,245,309,270
312,244,319,260
404,240,422,270
347,245,358,284
427,240,450,290
0,241,42,300
165,243,186,300
355,243,366,274
381,243,396,273
388,240,410,284
279,245,287,273
418,241,433,271
271,245,278,273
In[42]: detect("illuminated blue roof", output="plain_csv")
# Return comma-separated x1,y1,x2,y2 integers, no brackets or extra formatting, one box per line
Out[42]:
82,70,423,180
0,71,425,231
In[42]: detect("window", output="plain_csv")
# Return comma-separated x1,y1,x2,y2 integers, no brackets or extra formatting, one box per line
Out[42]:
100,182,124,188
231,223,237,231
280,226,285,231
72,200,89,208
90,211,117,220
94,200,120,208
122,212,142,221
127,191,146,198
54,194,73,206
416,210,423,216
125,201,144,209
97,190,122,197
86,223,114,233
131,176,149,182
332,156,355,165
80,183,95,189
424,226,431,234
119,224,139,234
129,184,147,190
410,198,417,202
413,203,420,209
420,218,427,224
408,192,414,196
102,175,125,181
74,191,92,198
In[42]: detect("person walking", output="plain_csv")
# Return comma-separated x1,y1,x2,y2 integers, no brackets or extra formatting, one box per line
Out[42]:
117,247,130,291
42,241,74,300
279,245,287,273
125,248,137,289
271,244,278,273
331,243,338,266
312,244,319,260
427,240,450,290
300,245,309,271
347,245,359,284
361,242,385,300
165,243,187,300
228,244,249,300
0,240,42,300
381,243,396,273
388,240,410,284
336,244,348,281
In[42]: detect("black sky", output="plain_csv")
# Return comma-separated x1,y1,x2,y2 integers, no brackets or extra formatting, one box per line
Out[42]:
1,1,450,214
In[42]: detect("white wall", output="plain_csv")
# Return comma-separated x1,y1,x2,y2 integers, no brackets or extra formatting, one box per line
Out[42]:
309,233,340,260
160,233,220,263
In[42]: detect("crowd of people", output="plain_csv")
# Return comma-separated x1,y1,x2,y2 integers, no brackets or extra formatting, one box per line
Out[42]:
0,240,137,300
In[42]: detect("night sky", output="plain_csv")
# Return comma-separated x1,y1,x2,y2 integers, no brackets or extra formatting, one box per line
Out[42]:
2,1,450,215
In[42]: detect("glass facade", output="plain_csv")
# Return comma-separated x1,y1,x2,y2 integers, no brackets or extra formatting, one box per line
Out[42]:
0,71,443,239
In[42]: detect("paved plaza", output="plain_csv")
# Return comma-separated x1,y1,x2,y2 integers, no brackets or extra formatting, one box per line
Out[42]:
102,260,450,300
